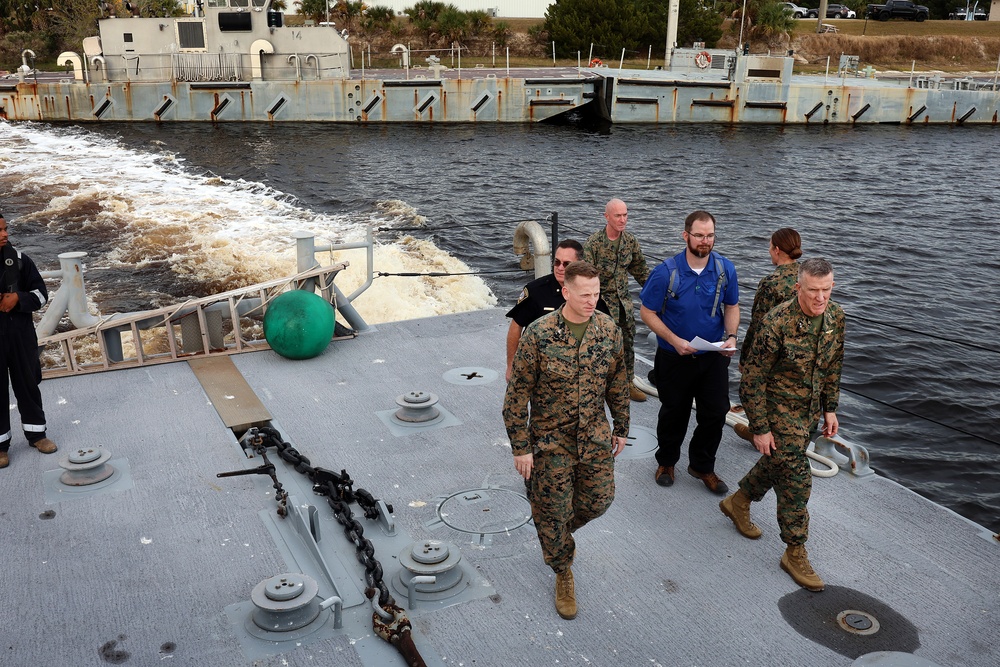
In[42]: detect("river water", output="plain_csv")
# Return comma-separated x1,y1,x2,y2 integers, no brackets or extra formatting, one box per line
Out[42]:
1,119,998,533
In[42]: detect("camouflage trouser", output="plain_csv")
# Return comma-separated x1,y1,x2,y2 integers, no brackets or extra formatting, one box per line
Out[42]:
618,307,636,381
738,429,812,546
529,450,615,574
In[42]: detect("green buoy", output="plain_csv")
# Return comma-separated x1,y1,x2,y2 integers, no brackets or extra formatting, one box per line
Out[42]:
263,290,335,360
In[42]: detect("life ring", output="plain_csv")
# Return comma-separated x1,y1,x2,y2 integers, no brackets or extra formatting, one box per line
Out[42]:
589,58,603,68
695,51,711,69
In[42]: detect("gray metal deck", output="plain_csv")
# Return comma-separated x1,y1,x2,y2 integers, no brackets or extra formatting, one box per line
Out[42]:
3,307,996,666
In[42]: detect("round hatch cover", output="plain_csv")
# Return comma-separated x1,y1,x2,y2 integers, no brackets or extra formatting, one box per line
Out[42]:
436,487,532,535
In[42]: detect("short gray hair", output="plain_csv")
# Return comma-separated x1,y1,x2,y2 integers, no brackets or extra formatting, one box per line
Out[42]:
799,258,833,279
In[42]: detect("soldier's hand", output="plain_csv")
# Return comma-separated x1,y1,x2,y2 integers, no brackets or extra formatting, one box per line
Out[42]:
611,436,626,456
513,453,533,480
821,412,839,438
753,432,776,456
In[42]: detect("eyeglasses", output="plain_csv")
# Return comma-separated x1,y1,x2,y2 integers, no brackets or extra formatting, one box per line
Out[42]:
688,233,716,241
553,259,574,268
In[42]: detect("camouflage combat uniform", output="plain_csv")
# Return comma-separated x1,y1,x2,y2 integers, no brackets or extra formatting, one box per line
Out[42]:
583,229,650,381
502,307,630,574
741,261,799,358
738,297,845,546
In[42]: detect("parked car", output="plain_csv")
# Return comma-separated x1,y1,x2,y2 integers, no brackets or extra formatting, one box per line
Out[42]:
949,5,988,19
807,3,858,18
781,2,810,17
865,0,929,20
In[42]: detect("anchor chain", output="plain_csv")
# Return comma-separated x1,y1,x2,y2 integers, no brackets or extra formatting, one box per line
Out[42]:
218,427,423,666
370,593,427,667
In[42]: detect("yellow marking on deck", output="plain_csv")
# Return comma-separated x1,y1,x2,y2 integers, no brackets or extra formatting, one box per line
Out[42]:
188,357,272,432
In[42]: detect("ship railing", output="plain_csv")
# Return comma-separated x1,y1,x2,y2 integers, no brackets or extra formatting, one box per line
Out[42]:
37,259,349,378
172,52,244,82
291,228,371,333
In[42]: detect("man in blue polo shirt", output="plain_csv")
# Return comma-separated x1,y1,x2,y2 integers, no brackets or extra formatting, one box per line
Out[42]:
639,210,740,495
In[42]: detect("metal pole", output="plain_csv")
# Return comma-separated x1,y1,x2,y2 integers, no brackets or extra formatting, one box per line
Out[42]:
665,0,680,68
506,47,509,77
824,55,829,85
909,59,915,87
551,212,559,253
588,43,593,66
738,0,748,52
647,45,651,69
992,51,1000,88
619,48,625,70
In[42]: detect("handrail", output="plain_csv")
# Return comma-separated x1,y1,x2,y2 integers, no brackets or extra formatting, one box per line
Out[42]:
38,262,349,378
293,228,372,332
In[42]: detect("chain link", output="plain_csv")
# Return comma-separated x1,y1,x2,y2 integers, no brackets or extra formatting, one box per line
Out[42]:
245,426,396,607
218,426,424,664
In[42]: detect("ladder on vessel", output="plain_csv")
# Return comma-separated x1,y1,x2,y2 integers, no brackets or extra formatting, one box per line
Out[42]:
39,262,349,379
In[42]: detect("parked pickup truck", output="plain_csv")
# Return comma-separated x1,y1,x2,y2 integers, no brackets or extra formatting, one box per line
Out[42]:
866,0,930,20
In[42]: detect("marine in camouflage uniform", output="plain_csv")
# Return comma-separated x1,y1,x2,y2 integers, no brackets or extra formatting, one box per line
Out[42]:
502,301,629,576
583,200,650,385
741,261,799,359
737,264,845,548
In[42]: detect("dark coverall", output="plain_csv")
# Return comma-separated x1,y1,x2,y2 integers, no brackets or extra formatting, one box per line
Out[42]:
1,245,49,452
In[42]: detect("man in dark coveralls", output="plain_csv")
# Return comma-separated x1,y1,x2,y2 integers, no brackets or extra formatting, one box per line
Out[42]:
0,212,58,469
503,261,629,620
720,258,845,592
505,239,585,382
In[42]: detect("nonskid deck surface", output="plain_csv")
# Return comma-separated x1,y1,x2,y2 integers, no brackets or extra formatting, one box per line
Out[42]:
3,308,996,666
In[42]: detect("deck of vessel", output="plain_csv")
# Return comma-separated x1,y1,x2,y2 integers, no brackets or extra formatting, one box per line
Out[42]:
3,307,996,666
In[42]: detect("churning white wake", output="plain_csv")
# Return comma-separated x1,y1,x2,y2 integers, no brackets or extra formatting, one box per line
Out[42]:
0,121,496,323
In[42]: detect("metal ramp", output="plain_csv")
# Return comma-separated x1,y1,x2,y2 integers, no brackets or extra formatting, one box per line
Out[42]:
39,262,349,378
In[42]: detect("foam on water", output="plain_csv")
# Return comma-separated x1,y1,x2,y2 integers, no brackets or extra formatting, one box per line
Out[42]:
0,121,496,322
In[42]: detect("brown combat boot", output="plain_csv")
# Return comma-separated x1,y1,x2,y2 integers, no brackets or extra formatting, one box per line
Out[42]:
733,422,753,443
629,385,647,402
555,568,577,619
719,489,762,539
30,438,58,454
0,451,8,468
780,545,825,592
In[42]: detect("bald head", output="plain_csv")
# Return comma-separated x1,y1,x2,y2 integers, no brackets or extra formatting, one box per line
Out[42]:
603,198,628,239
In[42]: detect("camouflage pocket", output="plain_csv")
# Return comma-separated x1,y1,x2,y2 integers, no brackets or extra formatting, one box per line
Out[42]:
541,357,575,381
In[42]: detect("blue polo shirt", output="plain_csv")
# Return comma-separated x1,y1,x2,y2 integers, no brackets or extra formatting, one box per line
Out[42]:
640,250,739,353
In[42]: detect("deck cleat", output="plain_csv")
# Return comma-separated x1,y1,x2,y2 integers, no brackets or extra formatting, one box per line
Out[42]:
393,391,441,424
249,573,322,634
58,446,116,486
392,540,468,608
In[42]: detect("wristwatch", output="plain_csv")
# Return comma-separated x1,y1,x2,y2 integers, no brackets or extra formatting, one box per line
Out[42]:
725,333,738,342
